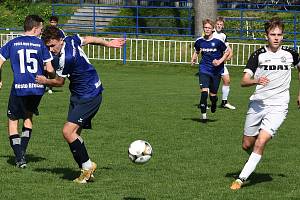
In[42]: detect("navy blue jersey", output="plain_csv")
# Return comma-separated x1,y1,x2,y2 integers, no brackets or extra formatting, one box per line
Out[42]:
56,34,103,99
0,35,52,96
59,28,66,39
194,37,227,75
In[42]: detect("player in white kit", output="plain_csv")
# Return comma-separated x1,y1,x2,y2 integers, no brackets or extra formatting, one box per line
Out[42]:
230,17,300,190
213,17,236,110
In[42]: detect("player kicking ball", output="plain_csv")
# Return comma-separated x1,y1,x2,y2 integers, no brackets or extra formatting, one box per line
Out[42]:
36,26,125,183
230,17,300,190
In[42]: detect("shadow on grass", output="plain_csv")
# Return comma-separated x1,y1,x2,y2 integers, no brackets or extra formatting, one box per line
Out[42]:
0,154,46,166
34,165,114,181
123,197,146,200
226,171,287,188
34,167,78,181
183,118,217,123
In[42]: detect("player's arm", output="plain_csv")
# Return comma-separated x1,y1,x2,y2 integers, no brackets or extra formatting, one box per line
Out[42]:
44,61,56,79
240,72,269,87
82,36,125,48
0,58,4,70
191,51,200,65
226,45,233,61
212,49,230,66
35,74,65,87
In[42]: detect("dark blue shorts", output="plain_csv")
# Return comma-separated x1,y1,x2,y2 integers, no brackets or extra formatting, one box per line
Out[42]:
199,72,221,94
7,94,42,120
67,94,102,129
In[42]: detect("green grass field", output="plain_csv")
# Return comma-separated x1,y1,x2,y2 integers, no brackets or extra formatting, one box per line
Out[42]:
0,61,299,200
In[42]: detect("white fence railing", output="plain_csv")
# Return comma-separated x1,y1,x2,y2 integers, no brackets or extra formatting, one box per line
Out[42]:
1,34,299,66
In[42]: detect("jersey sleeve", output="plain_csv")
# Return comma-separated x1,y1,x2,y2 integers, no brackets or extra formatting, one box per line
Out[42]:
244,48,263,76
73,34,84,46
194,38,201,53
283,46,300,67
41,42,53,63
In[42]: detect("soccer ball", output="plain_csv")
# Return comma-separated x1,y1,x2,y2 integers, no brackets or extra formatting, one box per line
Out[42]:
128,140,153,164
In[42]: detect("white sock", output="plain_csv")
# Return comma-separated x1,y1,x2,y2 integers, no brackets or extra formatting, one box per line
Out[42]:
239,152,262,181
222,85,230,101
202,113,207,120
82,159,92,170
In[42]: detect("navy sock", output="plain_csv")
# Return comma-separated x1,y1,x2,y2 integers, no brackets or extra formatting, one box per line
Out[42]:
9,134,23,162
69,137,90,168
200,91,208,114
21,127,32,155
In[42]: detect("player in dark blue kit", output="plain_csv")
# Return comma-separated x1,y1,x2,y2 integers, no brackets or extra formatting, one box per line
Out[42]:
36,25,125,183
191,18,229,122
0,15,54,168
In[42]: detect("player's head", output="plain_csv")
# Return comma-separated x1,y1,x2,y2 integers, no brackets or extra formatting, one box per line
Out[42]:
215,16,225,32
202,19,215,37
49,16,59,26
24,15,44,36
264,17,284,51
41,25,64,55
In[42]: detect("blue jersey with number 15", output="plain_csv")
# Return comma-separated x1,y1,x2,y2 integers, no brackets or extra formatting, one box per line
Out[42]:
0,35,52,96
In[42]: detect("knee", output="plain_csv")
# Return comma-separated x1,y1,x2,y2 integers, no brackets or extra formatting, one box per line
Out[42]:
242,142,252,152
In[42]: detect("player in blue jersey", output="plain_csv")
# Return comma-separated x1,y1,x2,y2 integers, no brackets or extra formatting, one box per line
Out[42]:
0,15,54,168
36,25,125,183
191,18,229,122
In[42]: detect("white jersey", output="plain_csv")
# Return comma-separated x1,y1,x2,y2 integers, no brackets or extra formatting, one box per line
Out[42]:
213,31,229,46
244,46,300,105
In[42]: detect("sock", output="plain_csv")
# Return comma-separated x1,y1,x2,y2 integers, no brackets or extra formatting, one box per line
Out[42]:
21,127,32,155
9,134,23,162
239,152,262,181
200,91,208,114
69,136,90,168
82,159,92,170
209,95,218,104
222,85,230,101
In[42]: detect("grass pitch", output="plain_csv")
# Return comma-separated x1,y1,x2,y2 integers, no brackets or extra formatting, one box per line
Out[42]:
0,61,299,200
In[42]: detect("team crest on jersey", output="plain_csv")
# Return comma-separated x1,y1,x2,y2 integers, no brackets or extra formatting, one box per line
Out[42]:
281,56,287,63
211,42,215,47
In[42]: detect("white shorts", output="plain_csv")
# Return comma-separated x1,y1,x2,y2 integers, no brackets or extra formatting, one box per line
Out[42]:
243,101,288,137
221,66,229,76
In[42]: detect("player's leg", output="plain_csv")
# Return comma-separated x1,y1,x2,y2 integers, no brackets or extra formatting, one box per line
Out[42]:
231,104,288,190
199,73,210,121
66,94,102,183
209,74,221,113
221,67,235,109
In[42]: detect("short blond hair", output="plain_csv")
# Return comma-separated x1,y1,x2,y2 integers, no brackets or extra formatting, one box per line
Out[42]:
202,19,215,27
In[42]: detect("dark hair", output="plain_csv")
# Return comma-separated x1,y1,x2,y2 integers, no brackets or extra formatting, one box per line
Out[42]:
265,17,284,34
24,15,44,32
41,25,62,44
49,16,59,22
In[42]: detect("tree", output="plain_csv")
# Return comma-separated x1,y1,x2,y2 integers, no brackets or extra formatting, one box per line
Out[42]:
194,0,217,37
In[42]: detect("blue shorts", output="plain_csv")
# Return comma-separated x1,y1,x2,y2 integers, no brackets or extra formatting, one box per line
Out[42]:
199,72,221,94
7,94,42,120
67,94,102,129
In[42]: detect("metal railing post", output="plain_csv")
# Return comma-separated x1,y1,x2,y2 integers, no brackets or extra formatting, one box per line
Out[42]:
123,33,127,64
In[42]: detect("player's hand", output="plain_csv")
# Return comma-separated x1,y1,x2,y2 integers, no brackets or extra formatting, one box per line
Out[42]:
257,76,270,86
191,60,196,66
212,59,221,66
297,96,300,109
35,75,47,85
107,38,126,48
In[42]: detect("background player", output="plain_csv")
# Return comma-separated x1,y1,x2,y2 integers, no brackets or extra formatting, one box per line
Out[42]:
36,25,125,183
191,19,229,122
0,15,54,168
230,17,300,190
213,17,235,110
